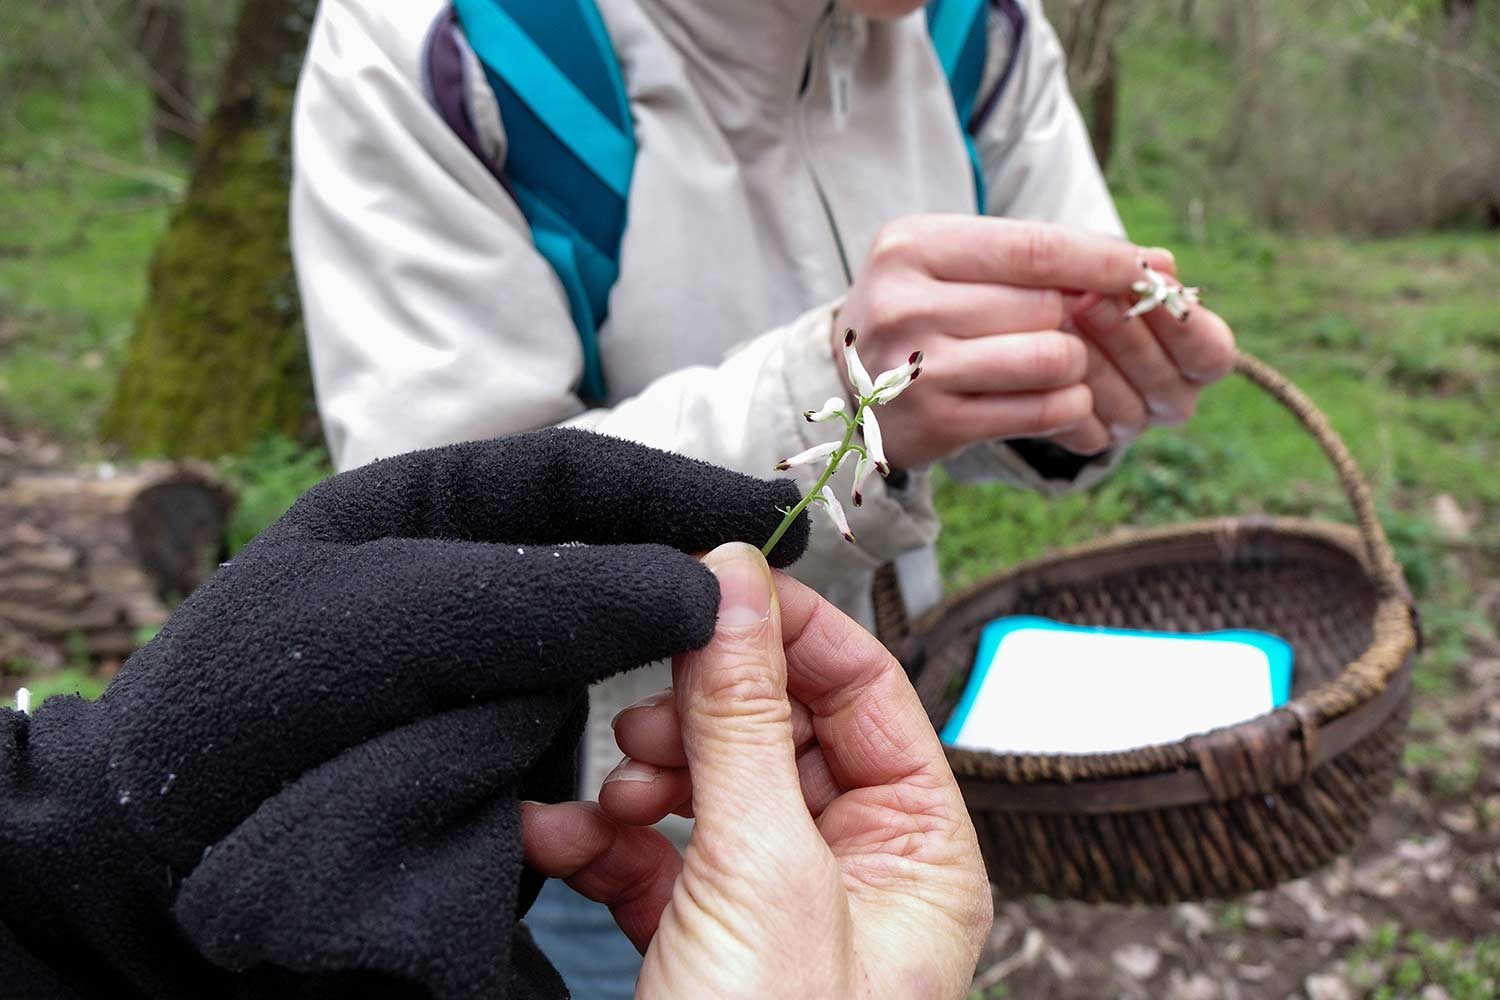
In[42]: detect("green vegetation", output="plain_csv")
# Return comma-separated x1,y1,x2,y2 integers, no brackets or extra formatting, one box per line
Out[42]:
1349,923,1500,999
18,667,111,704
218,434,330,554
0,0,232,445
1,2,1495,700
3,634,109,703
1100,0,1500,234
0,42,176,443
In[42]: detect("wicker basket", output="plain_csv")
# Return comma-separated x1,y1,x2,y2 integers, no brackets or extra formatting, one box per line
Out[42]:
872,352,1421,904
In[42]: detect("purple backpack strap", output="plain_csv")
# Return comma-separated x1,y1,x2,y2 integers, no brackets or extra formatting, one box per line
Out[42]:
971,0,1027,132
422,6,509,192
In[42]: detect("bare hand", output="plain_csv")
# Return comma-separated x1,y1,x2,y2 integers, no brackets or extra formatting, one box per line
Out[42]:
833,215,1236,468
522,543,992,999
1050,250,1236,454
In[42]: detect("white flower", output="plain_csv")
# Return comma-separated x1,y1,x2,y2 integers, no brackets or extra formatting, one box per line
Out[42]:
15,688,30,715
842,329,875,397
815,484,854,542
803,396,847,422
1126,263,1201,321
774,440,841,471
763,327,923,556
1125,264,1170,318
862,407,889,476
871,351,923,404
851,453,875,507
1165,284,1201,320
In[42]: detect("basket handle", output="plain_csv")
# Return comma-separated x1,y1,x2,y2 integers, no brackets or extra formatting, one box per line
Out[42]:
871,350,1411,653
1229,352,1406,600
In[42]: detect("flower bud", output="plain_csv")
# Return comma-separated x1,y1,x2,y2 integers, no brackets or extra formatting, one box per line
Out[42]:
774,440,840,471
803,396,847,422
851,453,875,507
843,329,875,398
862,407,889,476
871,350,923,397
816,484,855,543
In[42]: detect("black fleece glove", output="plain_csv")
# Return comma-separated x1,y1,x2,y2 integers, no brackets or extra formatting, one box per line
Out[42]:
0,428,808,1000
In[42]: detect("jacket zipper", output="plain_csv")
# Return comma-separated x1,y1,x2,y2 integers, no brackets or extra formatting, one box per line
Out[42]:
798,4,855,288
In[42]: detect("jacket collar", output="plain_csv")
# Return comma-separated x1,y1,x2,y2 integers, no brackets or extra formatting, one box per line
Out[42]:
637,0,838,113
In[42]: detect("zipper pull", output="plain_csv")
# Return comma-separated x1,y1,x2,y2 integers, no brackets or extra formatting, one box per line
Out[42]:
827,9,856,131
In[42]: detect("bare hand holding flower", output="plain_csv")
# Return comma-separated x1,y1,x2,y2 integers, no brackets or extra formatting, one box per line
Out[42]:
525,549,993,1000
1055,253,1235,455
831,215,1237,466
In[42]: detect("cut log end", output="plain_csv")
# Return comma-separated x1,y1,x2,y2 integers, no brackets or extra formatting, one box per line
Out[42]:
0,462,232,667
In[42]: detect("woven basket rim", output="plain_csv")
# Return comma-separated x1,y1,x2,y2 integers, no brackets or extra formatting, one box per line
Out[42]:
910,515,1419,787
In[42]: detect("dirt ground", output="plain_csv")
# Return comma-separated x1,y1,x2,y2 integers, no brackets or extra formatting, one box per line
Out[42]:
971,585,1500,1000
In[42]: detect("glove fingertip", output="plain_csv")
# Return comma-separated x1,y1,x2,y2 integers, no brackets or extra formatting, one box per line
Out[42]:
677,556,722,650
568,545,722,663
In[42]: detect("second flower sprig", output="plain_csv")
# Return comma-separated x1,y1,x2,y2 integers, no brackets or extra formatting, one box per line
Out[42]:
760,329,922,558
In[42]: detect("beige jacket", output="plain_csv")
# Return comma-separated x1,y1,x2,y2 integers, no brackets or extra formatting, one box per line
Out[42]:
292,0,1122,794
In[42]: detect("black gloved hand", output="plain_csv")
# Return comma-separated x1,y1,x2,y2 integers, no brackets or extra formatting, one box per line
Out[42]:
0,428,808,1000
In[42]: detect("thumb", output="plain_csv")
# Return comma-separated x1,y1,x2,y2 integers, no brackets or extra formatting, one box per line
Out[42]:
673,542,811,840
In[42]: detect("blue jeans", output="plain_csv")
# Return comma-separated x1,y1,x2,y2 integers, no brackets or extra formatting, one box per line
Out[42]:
526,878,642,999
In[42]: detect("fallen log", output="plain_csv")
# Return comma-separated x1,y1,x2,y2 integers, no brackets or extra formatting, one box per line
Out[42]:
0,462,232,668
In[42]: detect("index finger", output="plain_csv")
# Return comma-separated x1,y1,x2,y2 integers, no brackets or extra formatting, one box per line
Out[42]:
773,571,960,798
895,215,1149,295
259,427,810,568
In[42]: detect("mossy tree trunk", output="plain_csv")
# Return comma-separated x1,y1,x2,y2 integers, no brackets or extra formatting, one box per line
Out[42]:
104,0,318,459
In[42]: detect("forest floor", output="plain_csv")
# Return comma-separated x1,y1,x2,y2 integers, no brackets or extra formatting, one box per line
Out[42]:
4,5,1500,998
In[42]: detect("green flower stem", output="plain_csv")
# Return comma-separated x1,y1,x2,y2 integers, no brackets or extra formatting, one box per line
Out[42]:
762,401,866,558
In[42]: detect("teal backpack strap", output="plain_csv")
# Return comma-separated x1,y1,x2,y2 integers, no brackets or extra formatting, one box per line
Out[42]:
925,0,990,212
450,0,633,405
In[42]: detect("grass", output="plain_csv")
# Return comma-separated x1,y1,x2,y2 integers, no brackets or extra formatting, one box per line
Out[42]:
0,0,235,446
1349,924,1500,999
0,5,182,446
3,633,109,702
2,1,1496,700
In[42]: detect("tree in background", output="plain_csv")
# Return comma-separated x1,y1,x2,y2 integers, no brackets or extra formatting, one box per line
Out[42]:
130,0,197,150
1442,0,1479,42
1046,0,1144,172
103,0,316,459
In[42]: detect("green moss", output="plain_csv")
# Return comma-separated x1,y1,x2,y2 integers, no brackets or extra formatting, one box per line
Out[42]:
100,7,315,460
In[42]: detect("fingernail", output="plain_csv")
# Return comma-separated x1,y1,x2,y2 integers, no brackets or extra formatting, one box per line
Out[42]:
1081,299,1122,333
703,542,773,629
610,688,673,728
1110,423,1140,444
1147,246,1176,267
602,757,658,785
